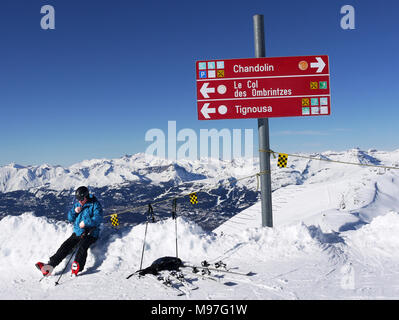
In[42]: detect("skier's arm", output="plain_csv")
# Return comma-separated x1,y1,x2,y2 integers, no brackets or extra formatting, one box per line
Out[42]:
68,205,78,222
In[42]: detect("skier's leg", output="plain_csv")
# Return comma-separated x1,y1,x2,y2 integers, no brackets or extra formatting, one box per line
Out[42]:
73,235,97,272
48,233,80,267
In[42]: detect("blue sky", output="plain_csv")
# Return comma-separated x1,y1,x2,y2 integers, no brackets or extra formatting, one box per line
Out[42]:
0,0,398,166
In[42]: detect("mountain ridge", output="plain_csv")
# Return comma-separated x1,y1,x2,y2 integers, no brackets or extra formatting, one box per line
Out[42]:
2,148,399,194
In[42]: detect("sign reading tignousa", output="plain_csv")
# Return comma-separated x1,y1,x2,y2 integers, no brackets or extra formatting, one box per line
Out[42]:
196,55,330,120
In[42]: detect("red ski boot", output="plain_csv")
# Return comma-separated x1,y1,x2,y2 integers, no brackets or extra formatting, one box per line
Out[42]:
71,261,80,277
35,262,54,277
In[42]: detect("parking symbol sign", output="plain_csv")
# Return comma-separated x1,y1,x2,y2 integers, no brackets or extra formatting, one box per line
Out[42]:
199,71,207,78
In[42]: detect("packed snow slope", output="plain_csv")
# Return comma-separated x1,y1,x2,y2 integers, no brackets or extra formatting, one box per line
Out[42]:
1,148,399,299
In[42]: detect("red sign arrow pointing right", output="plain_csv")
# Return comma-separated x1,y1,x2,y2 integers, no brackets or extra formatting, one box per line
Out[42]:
310,57,326,73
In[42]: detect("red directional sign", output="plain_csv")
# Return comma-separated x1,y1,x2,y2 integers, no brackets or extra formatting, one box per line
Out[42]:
196,55,330,120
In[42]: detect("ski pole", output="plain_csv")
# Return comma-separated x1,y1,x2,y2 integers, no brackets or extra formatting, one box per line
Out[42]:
139,204,154,271
54,228,93,286
172,198,178,258
139,220,148,271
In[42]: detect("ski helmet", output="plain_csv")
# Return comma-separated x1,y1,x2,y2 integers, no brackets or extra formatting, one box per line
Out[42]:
75,186,89,201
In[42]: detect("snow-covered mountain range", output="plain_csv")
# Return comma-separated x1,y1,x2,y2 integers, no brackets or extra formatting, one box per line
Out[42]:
0,153,257,193
1,149,398,194
0,153,260,230
1,148,399,230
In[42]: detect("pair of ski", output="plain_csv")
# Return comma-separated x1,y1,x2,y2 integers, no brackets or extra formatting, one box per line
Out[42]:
128,261,255,296
181,263,255,288
185,260,256,277
131,270,198,296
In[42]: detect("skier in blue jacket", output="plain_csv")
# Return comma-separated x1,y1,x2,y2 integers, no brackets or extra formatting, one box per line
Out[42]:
36,186,103,277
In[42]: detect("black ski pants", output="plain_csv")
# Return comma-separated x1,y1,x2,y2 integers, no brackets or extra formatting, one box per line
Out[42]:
49,233,97,271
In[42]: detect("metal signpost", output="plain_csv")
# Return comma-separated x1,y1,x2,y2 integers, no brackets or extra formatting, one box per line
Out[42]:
253,15,272,228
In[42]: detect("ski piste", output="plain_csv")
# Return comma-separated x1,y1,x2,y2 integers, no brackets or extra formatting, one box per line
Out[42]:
38,273,79,287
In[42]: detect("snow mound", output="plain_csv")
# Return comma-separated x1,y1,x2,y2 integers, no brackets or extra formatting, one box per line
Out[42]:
348,211,399,259
100,217,216,273
216,223,327,262
0,212,333,278
0,213,72,276
0,213,216,277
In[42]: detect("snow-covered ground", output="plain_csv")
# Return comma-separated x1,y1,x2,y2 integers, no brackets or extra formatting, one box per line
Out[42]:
1,149,399,300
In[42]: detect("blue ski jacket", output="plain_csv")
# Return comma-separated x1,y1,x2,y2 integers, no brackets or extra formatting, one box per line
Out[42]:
67,194,103,238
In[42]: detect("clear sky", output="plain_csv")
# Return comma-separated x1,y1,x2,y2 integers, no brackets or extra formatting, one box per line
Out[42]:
1,0,398,166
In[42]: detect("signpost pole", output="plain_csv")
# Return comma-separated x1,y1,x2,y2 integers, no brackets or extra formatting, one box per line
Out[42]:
253,14,273,227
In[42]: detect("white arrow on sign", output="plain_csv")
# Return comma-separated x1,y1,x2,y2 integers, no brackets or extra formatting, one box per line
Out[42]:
201,103,216,119
200,82,215,98
310,57,326,73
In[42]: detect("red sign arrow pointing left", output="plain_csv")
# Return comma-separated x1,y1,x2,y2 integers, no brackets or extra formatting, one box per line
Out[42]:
200,82,215,98
200,103,216,119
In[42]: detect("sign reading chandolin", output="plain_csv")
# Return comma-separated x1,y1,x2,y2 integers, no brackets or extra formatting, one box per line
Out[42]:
233,63,274,73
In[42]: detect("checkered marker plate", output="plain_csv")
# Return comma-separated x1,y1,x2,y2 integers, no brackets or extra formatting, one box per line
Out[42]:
110,214,119,227
277,153,288,168
189,193,198,204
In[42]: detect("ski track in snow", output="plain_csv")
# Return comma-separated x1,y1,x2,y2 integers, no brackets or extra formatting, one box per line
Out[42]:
1,149,399,299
